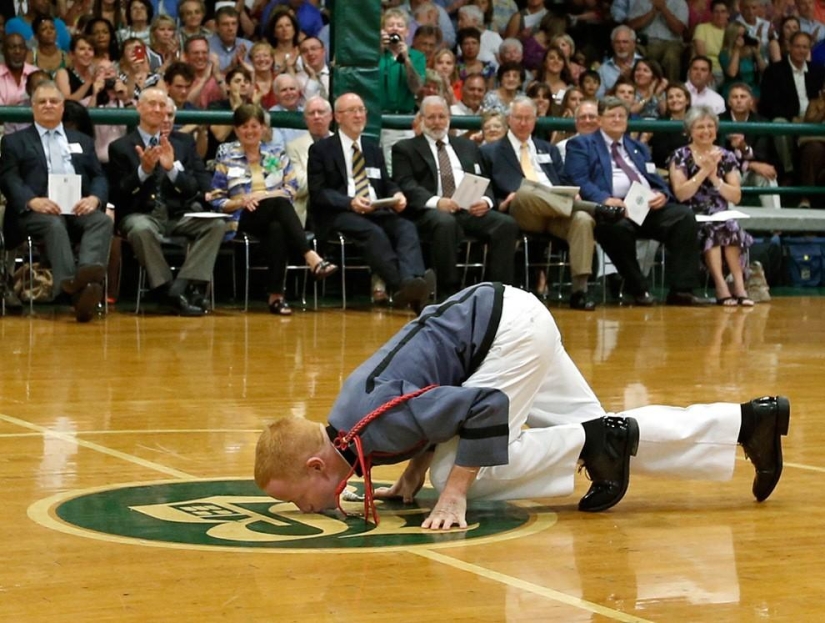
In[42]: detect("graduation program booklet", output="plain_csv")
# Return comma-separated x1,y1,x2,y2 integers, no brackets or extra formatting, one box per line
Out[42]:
452,174,490,209
48,174,82,215
624,181,651,225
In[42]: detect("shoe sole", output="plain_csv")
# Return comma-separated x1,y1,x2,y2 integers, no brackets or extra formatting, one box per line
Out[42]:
755,397,790,502
75,283,103,323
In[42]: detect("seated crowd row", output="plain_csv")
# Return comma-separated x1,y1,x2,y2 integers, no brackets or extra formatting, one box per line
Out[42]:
0,79,762,322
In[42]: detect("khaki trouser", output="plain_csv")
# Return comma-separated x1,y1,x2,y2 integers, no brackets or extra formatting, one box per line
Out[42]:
510,189,596,278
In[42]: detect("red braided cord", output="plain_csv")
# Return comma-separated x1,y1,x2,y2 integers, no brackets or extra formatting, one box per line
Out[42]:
334,384,438,525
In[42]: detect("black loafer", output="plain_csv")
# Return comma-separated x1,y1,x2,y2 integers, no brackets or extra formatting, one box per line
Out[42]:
579,416,639,512
169,293,204,317
62,264,106,296
741,396,791,502
594,204,625,224
570,290,596,311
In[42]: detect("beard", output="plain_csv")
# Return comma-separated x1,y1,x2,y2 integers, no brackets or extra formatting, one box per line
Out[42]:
423,126,448,141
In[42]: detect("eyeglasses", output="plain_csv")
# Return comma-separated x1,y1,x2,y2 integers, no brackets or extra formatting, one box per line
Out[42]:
339,106,367,115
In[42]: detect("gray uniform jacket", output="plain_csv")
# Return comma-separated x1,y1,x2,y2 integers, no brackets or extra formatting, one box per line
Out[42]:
327,282,511,469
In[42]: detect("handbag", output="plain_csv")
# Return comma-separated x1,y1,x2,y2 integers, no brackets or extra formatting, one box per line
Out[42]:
13,262,54,303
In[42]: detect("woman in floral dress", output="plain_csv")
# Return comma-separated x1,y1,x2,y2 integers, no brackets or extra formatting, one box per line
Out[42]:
669,105,754,306
210,104,337,315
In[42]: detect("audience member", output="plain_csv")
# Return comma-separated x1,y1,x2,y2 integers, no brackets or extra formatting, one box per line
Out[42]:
736,0,775,60
565,96,706,307
246,41,277,108
535,45,572,110
627,0,689,83
478,109,508,144
456,27,495,86
411,23,442,65
210,103,337,315
720,82,782,208
521,11,566,73
579,69,601,99
183,35,224,109
693,0,730,83
481,96,620,310
647,82,692,169
550,85,583,144
686,55,726,114
285,95,333,226
264,6,300,75
307,92,433,314
720,21,768,99
296,36,329,101
405,0,456,49
118,0,152,45
84,17,120,62
0,33,39,134
432,48,462,104
669,105,753,306
261,0,324,39
147,14,179,70
392,95,519,298
458,4,501,67
597,25,641,98
0,80,111,321
555,99,601,163
758,31,825,183
630,58,667,119
209,6,252,72
551,33,586,86
108,87,222,316
797,85,825,207
769,15,801,62
177,0,211,48
795,0,825,43
119,37,162,102
6,0,72,51
503,0,547,40
26,15,69,77
481,61,524,113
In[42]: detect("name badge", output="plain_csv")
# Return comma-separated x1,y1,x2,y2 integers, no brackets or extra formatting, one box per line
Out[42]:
645,162,656,174
68,143,83,154
536,153,552,164
474,163,482,174
366,167,381,179
227,167,246,178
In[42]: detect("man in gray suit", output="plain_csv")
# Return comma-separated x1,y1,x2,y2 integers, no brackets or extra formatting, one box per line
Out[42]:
0,81,111,322
108,87,223,316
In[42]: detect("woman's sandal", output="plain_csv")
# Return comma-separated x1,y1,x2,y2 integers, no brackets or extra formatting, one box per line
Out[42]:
716,296,737,307
312,260,339,281
268,299,293,315
737,296,755,307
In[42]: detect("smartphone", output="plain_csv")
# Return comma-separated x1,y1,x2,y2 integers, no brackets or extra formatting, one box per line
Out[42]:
133,45,146,62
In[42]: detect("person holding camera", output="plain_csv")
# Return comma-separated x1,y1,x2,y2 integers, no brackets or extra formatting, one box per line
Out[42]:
719,23,768,100
379,8,426,172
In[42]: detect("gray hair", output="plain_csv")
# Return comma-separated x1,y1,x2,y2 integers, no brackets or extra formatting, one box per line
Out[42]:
166,96,177,114
598,96,630,116
611,24,636,42
303,95,331,116
458,4,484,26
508,95,538,117
273,72,299,90
499,37,523,55
32,80,64,100
574,99,599,118
413,1,437,20
684,105,719,133
420,94,450,113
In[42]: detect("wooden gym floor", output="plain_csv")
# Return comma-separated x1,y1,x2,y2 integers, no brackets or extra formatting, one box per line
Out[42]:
1,295,823,622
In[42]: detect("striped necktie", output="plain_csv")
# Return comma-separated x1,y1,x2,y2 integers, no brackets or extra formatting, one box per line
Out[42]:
436,139,456,198
352,143,370,199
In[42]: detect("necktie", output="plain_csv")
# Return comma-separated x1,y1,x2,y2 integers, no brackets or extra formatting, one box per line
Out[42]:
352,143,370,199
47,130,66,174
520,142,538,182
149,135,159,147
611,141,641,184
436,139,456,198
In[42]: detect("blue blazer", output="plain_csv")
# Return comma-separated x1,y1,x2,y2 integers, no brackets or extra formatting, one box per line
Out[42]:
480,136,567,204
564,132,672,205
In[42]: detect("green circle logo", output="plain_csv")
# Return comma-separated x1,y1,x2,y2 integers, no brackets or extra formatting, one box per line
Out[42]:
30,479,556,553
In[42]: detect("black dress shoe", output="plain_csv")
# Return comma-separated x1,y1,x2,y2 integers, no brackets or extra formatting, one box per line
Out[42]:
594,204,626,224
73,282,103,323
665,291,712,306
393,277,429,312
741,396,791,502
632,292,656,306
605,274,623,301
62,264,106,296
169,293,204,316
187,285,209,313
578,416,639,512
570,290,596,311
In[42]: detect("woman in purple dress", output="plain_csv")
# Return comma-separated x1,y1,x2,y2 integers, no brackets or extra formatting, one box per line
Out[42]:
669,105,755,306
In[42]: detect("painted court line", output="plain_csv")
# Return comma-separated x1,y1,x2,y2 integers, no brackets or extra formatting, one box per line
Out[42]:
413,549,654,623
0,413,195,479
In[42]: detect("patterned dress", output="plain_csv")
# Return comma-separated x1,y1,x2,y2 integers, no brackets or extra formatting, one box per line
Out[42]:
670,145,754,254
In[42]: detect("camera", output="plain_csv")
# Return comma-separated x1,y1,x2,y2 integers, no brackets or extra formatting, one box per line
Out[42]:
388,33,402,45
104,77,117,90
743,33,760,47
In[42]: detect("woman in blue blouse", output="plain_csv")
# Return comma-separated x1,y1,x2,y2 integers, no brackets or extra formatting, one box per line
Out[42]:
210,104,337,315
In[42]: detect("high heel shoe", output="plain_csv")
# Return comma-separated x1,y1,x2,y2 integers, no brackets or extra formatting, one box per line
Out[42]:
312,259,338,280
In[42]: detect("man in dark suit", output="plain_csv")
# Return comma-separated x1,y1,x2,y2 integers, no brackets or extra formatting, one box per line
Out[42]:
391,96,519,298
480,95,623,311
720,83,782,208
758,31,825,182
108,87,223,316
307,92,432,312
0,81,111,322
565,96,706,306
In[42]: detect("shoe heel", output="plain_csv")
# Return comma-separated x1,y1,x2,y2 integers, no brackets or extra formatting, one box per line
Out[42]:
776,396,790,436
627,417,640,456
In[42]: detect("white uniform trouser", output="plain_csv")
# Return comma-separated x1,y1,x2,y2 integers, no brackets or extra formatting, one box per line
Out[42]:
429,286,742,501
